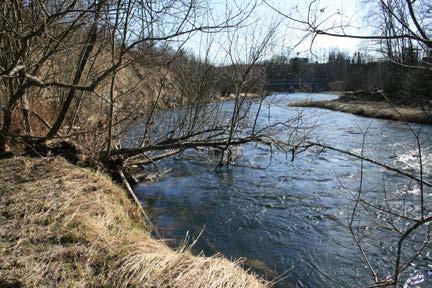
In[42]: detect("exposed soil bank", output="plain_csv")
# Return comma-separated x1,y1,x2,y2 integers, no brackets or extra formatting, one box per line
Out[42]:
291,98,432,125
0,157,267,287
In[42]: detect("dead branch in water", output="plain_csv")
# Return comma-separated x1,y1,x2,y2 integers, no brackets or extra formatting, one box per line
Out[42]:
118,169,161,239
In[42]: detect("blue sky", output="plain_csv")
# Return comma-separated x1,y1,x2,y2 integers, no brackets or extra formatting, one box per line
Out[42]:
178,0,366,63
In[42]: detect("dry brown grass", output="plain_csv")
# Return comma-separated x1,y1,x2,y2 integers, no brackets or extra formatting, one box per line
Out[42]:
290,99,432,125
0,157,268,287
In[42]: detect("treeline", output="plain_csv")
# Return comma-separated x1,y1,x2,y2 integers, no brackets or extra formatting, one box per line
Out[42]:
263,49,432,104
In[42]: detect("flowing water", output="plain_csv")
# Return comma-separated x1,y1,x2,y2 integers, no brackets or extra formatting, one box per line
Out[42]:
133,93,432,287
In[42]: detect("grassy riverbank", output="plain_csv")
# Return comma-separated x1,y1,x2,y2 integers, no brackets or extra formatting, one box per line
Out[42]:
291,98,432,125
0,157,267,287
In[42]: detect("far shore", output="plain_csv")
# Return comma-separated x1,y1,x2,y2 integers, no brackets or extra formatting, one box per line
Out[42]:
290,97,432,125
213,90,432,125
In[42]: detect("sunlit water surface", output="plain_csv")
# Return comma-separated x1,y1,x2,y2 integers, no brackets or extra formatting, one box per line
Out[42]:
133,93,432,287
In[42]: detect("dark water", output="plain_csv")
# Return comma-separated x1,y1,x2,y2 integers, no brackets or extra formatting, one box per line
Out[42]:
134,93,432,287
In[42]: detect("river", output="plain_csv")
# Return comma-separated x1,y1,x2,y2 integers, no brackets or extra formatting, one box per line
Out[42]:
133,93,432,287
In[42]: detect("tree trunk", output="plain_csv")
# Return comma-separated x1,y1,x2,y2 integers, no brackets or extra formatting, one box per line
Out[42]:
45,1,105,139
0,88,26,152
21,94,32,134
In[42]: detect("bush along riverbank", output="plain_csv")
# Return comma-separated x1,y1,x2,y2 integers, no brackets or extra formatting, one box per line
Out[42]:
0,156,268,287
290,90,432,125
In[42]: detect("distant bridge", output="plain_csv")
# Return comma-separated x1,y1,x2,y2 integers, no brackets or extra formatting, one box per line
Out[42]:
266,78,328,91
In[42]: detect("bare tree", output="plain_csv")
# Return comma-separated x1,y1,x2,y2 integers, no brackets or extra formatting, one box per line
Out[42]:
0,0,254,155
114,20,308,170
0,1,316,202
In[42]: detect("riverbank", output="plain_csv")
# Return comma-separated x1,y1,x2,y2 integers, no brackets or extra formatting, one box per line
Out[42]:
0,156,267,287
290,98,432,125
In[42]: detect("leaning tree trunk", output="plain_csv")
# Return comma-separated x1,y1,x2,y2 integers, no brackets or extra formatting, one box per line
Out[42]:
45,2,104,140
